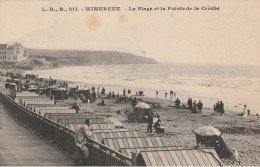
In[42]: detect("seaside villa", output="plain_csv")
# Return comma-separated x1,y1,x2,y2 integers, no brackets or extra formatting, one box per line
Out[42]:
0,42,52,70
0,42,28,64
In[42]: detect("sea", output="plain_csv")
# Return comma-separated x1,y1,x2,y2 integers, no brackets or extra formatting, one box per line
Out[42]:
26,63,260,114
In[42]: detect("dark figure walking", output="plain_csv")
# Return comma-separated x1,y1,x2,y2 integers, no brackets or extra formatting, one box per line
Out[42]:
187,98,192,111
198,100,203,113
72,103,80,113
147,113,153,133
220,101,225,114
101,87,105,96
216,101,220,114
170,90,174,99
175,98,180,110
123,89,126,97
132,97,137,107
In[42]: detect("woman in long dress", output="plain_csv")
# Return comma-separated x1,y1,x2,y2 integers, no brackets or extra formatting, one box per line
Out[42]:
242,105,248,118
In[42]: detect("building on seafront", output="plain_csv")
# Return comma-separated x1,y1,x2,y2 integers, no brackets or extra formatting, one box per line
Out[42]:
15,57,52,70
0,42,52,69
0,42,28,64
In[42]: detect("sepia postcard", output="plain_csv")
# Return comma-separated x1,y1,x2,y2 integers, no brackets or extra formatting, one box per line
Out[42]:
0,0,259,166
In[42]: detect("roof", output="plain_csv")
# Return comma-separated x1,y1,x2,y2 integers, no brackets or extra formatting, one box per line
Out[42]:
91,129,129,133
33,106,70,113
16,92,39,97
53,87,67,91
27,104,63,110
46,113,98,122
7,46,14,50
57,118,111,125
92,130,142,142
66,123,115,131
120,146,182,157
137,148,222,166
0,44,7,50
102,136,168,151
39,109,76,116
24,100,55,107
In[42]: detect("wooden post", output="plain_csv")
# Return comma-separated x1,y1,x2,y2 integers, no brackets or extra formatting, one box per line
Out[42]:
131,152,137,166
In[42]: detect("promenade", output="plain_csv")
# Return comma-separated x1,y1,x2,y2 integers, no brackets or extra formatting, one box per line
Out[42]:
0,103,74,166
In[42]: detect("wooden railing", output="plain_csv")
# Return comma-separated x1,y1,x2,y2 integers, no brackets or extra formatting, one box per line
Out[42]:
0,91,132,166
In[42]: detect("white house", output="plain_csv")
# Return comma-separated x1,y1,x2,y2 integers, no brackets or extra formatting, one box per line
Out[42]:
0,42,28,64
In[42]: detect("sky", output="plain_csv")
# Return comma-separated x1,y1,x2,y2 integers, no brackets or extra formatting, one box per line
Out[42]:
0,0,259,65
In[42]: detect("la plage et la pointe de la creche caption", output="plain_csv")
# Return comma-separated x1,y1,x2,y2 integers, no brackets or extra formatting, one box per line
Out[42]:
42,6,220,12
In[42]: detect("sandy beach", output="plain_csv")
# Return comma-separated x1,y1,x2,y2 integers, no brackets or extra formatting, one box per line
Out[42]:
81,96,260,166
1,69,260,166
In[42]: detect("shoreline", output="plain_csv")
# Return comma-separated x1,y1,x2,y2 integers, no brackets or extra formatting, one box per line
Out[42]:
20,65,260,115
1,67,259,116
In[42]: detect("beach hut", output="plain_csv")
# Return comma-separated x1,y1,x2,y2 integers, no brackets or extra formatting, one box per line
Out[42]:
5,82,16,91
51,87,68,100
102,136,168,152
66,123,115,131
78,87,91,97
193,126,233,158
26,83,37,92
92,130,142,143
136,148,222,166
134,102,152,123
68,86,78,97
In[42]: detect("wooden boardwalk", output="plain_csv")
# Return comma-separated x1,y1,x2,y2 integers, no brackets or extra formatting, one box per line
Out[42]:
0,103,74,166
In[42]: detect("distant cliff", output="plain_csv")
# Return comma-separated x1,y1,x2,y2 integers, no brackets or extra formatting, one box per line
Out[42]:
27,49,158,67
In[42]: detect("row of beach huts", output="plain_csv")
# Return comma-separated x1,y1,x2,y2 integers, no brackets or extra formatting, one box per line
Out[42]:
0,89,223,166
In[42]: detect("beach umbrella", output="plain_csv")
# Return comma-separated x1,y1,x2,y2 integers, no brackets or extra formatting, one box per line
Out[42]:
193,126,221,136
135,102,151,109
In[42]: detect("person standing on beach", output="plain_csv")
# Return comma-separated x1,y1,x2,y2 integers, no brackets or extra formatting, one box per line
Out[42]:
170,90,174,99
216,101,220,114
175,98,180,110
192,100,198,113
165,92,167,99
220,101,225,114
123,89,126,97
187,98,192,111
147,113,153,133
156,91,158,98
101,87,105,96
198,100,203,113
242,105,248,118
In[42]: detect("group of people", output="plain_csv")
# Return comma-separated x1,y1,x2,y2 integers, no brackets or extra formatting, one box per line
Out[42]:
107,89,133,98
145,112,164,133
213,101,225,114
241,105,250,118
187,98,204,114
156,90,176,100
